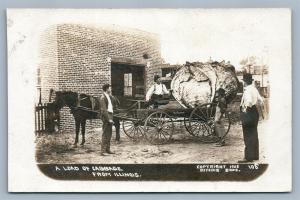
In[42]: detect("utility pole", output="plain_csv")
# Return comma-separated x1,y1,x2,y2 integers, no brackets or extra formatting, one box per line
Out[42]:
261,65,264,87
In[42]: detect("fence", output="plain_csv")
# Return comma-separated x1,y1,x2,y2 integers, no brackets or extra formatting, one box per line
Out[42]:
35,103,48,135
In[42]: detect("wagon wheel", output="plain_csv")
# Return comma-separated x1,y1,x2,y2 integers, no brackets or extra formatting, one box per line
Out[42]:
144,111,174,145
219,111,231,139
122,119,144,140
188,103,231,143
183,117,193,134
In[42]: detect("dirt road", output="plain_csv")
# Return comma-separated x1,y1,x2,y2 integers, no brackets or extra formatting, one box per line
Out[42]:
36,122,267,164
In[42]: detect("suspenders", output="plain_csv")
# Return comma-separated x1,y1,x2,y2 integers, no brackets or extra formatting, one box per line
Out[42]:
154,84,163,94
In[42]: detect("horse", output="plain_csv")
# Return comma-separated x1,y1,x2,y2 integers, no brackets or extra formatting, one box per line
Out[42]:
48,89,101,146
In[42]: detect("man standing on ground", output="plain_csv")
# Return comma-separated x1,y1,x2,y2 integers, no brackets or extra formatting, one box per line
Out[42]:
239,73,264,163
110,95,121,143
99,84,115,156
214,88,227,147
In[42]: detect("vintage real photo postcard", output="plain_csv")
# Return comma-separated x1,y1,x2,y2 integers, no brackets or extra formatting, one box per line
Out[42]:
7,9,292,192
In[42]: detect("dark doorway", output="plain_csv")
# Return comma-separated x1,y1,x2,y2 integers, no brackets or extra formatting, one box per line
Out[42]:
111,63,145,108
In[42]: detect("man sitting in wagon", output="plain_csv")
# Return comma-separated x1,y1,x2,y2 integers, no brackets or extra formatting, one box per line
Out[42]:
145,75,171,109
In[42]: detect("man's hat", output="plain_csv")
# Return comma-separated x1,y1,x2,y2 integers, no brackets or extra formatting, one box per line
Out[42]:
185,61,194,66
242,73,254,82
154,75,160,82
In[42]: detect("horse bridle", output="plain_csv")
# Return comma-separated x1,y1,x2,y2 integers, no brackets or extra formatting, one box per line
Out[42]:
49,89,65,109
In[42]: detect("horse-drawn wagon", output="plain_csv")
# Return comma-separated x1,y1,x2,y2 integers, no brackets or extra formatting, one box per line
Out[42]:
47,60,239,146
114,100,231,144
114,60,239,144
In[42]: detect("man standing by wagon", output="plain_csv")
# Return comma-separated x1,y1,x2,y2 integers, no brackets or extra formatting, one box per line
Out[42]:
110,94,121,143
214,88,227,147
239,73,264,163
99,84,115,156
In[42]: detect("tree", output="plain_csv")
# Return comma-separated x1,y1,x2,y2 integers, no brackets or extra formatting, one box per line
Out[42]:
239,56,267,74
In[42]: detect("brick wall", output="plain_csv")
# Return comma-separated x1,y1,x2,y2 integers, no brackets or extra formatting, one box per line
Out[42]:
38,25,59,103
39,24,163,131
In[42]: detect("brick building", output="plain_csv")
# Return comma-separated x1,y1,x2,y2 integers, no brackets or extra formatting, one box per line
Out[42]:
38,24,164,131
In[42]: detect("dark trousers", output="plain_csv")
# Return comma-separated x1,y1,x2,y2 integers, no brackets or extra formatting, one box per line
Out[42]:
113,117,120,141
101,113,113,153
240,106,259,161
149,94,163,109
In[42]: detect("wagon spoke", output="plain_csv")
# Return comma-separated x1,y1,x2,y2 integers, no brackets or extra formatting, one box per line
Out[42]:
190,125,200,134
157,131,161,140
189,119,212,137
135,127,140,137
148,117,157,125
123,123,133,128
137,126,144,137
150,131,160,143
190,121,202,129
123,119,144,140
202,124,210,136
152,117,160,125
160,130,170,139
161,121,170,129
193,112,207,122
123,121,134,128
159,131,168,141
191,126,201,136
133,127,138,138
190,124,200,132
137,127,143,137
148,120,158,127
160,117,168,127
144,111,174,144
146,126,157,134
126,126,134,133
190,122,201,135
201,123,210,136
198,107,207,120
160,114,167,123
197,124,205,136
125,126,134,132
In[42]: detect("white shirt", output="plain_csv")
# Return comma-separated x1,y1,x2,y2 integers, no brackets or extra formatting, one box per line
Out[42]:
146,83,169,101
240,84,264,112
103,92,113,113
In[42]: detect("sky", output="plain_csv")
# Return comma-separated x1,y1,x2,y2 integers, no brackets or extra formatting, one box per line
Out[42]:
7,9,290,69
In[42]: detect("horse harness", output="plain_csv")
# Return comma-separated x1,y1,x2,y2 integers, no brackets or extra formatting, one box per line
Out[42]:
75,93,118,113
77,94,97,111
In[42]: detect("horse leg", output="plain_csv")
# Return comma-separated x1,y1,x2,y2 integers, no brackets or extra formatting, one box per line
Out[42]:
80,120,86,146
74,119,80,146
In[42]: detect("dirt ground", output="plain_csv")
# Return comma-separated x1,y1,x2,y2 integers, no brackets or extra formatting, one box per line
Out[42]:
35,121,267,164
